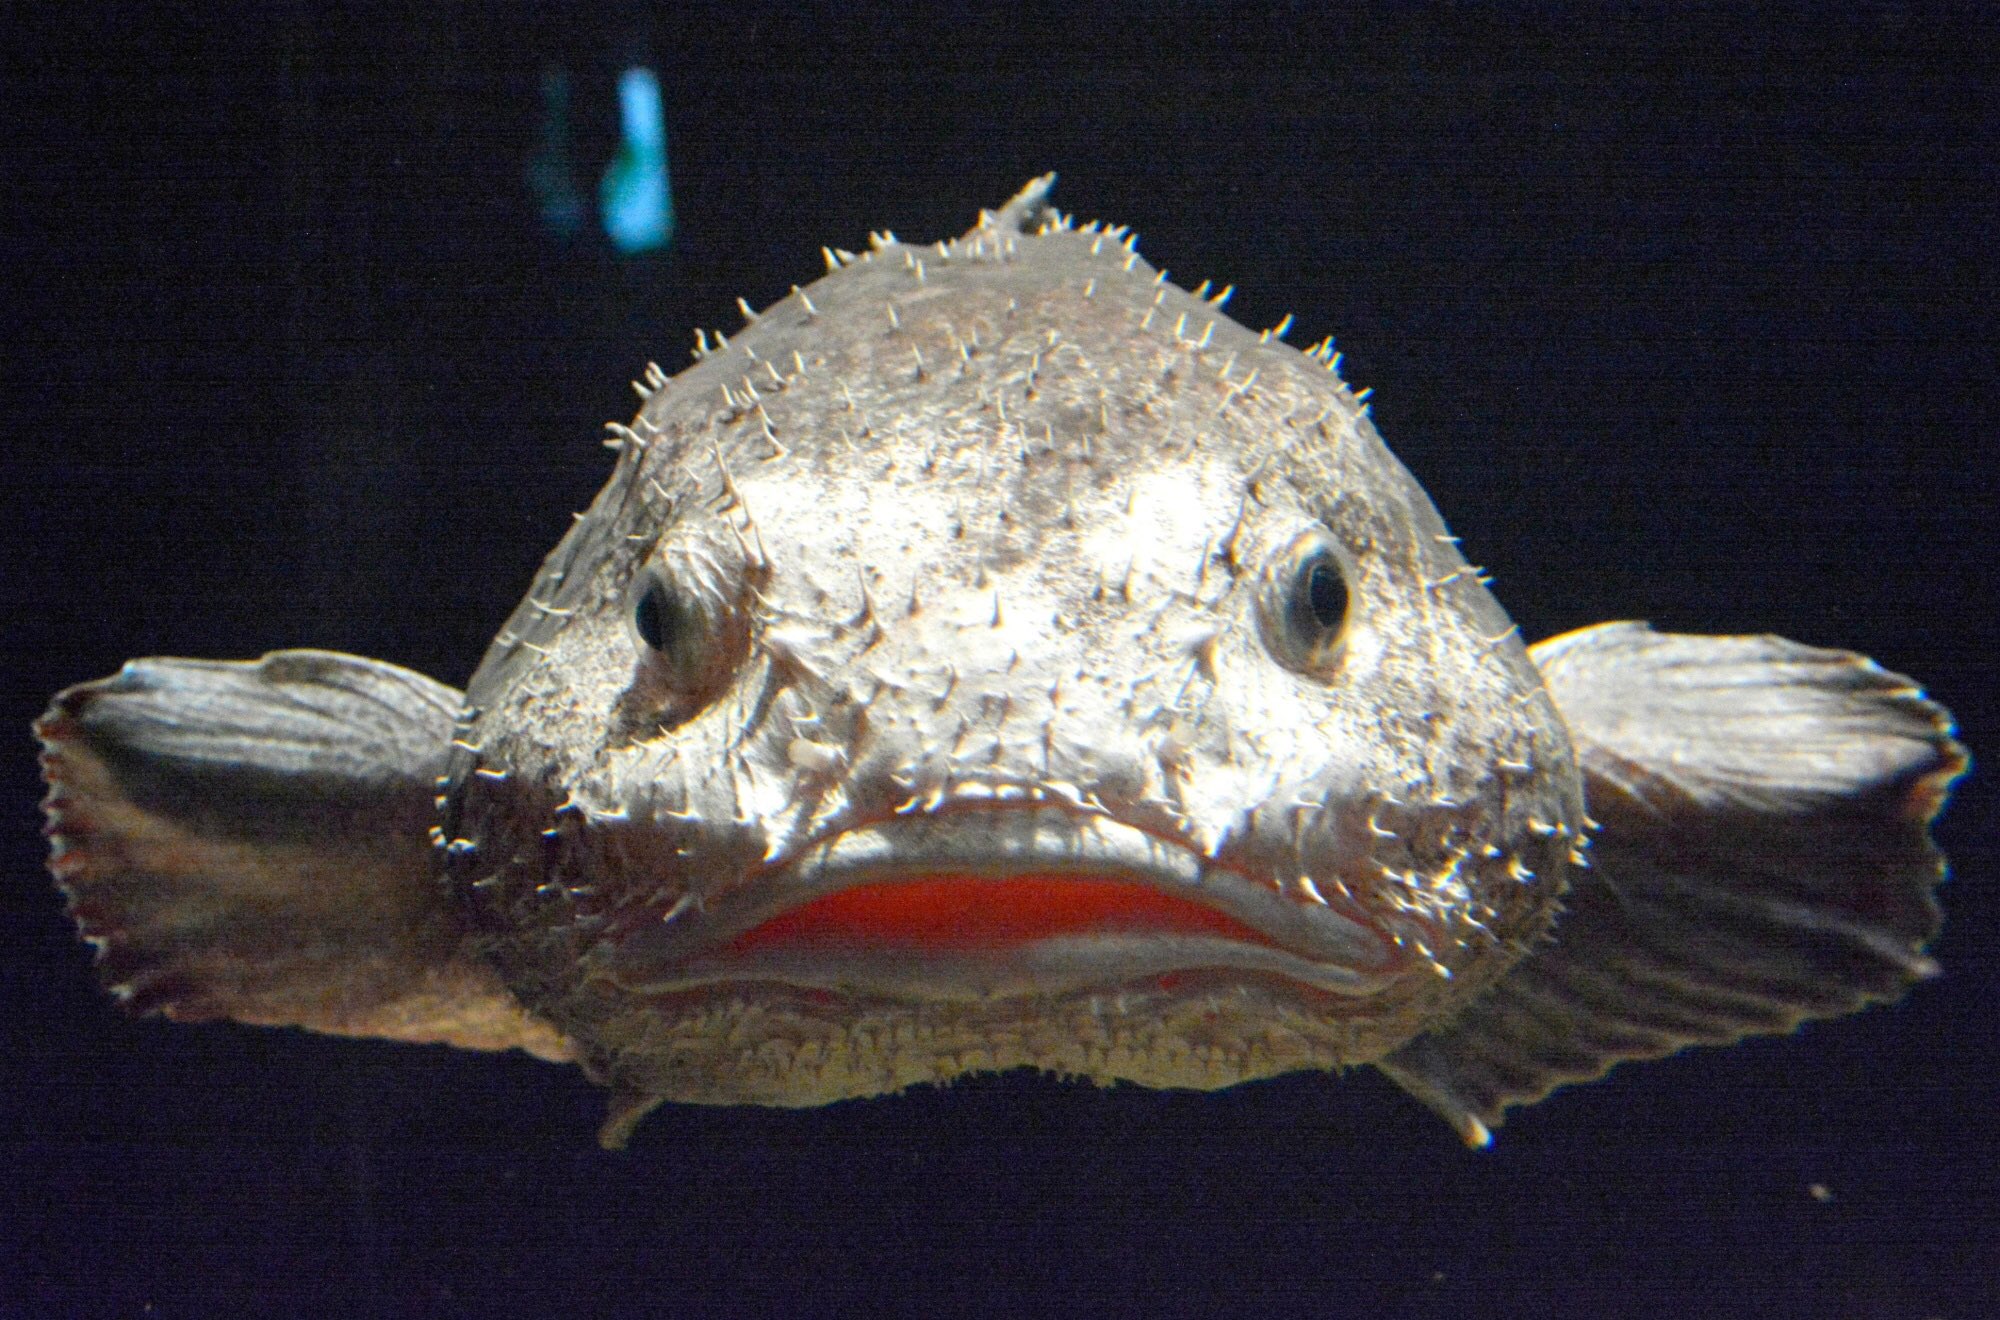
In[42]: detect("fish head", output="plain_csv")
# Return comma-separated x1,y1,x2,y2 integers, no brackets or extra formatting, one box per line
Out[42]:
441,179,1585,1113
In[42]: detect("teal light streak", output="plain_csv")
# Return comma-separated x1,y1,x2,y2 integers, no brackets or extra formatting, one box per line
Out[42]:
600,66,673,255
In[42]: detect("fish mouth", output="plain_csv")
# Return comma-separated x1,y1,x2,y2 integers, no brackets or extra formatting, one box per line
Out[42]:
604,806,1403,1002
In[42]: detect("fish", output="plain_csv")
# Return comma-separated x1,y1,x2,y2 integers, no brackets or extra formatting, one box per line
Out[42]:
34,176,1965,1147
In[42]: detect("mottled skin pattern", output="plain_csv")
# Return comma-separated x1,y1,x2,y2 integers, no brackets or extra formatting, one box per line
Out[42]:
439,178,1581,1133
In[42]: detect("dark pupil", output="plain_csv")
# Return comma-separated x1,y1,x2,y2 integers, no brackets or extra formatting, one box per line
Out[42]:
1304,558,1346,632
635,579,673,651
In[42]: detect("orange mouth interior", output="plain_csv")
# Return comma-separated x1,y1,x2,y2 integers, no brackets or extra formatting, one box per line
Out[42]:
725,873,1277,954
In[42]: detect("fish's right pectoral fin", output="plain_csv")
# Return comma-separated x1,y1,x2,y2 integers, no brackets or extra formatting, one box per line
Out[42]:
35,651,573,1062
1379,622,1965,1145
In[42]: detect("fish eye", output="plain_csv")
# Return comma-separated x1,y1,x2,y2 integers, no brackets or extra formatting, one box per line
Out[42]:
622,563,750,733
1260,530,1353,678
1298,555,1348,634
628,569,717,683
633,574,679,653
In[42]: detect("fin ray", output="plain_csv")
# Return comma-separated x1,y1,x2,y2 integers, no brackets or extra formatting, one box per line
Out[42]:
36,651,573,1062
1379,622,1963,1143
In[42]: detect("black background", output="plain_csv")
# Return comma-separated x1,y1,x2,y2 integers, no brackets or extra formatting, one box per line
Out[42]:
4,4,1995,1317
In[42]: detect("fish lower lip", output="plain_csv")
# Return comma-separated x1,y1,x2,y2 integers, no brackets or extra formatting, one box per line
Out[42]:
604,808,1398,1000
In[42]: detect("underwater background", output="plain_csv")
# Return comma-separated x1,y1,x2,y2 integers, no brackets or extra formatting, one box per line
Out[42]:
4,4,1994,1316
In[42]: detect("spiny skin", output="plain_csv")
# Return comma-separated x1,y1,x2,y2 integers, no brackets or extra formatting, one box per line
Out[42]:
438,177,1583,1125
35,177,1961,1149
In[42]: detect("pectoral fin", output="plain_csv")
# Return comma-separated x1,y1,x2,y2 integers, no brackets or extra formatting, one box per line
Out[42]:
1379,622,1964,1145
35,651,572,1062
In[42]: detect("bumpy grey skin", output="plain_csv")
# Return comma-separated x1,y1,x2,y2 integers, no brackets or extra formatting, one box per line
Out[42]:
442,177,1581,1136
36,178,1964,1147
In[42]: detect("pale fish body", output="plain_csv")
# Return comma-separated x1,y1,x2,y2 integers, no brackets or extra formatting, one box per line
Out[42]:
36,178,1965,1146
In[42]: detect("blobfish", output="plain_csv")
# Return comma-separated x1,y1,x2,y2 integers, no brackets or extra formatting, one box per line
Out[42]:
36,178,1965,1146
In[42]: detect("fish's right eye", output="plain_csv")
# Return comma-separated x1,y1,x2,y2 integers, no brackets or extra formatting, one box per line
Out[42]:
624,567,743,734
633,574,680,654
629,569,714,676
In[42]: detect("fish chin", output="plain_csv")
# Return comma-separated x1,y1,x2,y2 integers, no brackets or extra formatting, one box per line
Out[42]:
601,807,1407,1004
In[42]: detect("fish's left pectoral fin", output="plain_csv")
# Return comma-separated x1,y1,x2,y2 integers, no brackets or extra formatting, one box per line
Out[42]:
34,651,574,1063
1379,621,1966,1145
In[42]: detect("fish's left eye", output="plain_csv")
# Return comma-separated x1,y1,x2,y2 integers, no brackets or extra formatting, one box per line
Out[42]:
1298,555,1348,634
1260,530,1353,678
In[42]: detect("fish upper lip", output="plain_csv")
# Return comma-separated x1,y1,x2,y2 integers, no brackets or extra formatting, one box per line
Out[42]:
602,805,1402,1001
